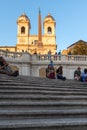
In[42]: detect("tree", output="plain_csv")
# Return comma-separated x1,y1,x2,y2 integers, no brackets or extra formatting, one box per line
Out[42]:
71,42,87,55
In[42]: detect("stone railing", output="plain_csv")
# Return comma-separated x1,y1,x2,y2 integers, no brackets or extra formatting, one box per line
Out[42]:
0,50,87,62
0,50,32,62
0,50,23,58
0,50,87,78
36,54,87,62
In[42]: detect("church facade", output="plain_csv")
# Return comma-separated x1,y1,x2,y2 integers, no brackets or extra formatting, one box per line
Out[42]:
0,10,57,55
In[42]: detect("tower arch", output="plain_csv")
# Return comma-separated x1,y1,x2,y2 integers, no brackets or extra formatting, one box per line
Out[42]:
21,26,25,34
47,26,52,34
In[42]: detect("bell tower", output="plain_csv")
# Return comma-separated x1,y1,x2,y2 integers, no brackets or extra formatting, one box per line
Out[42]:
43,13,56,36
43,13,57,54
16,13,31,52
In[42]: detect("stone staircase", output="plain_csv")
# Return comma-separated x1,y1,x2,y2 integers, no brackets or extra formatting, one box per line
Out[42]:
0,74,87,130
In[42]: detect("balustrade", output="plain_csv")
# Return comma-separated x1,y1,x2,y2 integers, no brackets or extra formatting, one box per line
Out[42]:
0,50,87,62
0,50,87,78
37,54,87,62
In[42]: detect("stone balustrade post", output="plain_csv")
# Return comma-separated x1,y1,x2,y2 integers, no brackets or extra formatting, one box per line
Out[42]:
61,55,67,61
32,54,37,62
21,52,31,62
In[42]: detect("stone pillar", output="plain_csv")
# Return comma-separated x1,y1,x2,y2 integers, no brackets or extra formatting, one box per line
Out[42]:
21,52,31,62
61,55,67,61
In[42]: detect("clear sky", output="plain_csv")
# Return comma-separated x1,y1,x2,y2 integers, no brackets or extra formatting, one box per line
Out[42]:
0,0,87,52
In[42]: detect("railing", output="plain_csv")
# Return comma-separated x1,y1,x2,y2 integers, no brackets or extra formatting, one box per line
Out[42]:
36,54,87,62
0,50,87,78
0,50,23,58
0,50,87,62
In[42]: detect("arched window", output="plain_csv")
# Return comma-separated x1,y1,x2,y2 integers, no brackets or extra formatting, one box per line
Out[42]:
21,26,25,34
47,27,52,34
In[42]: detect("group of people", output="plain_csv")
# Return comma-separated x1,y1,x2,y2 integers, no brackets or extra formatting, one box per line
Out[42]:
0,56,19,77
74,67,87,82
46,61,66,80
0,56,87,82
46,60,87,82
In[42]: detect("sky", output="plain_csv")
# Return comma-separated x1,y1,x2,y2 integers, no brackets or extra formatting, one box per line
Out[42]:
0,0,87,52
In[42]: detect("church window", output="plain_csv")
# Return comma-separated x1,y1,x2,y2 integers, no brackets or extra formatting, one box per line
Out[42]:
22,50,24,52
47,27,52,34
21,26,25,34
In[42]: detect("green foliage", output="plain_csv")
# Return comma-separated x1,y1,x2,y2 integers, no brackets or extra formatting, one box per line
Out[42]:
72,43,87,55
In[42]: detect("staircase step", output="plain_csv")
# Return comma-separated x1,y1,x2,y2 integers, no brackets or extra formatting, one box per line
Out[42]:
0,74,87,129
0,118,87,130
0,109,87,120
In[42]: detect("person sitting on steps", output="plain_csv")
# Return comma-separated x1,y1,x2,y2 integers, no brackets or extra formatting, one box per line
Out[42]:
56,65,66,80
46,64,55,79
0,56,19,77
74,67,81,81
81,68,87,82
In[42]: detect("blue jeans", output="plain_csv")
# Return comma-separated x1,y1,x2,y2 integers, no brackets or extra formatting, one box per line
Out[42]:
57,75,66,80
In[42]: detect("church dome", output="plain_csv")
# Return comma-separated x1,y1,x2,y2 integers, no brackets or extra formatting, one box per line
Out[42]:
44,13,55,22
17,13,31,28
18,13,30,21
